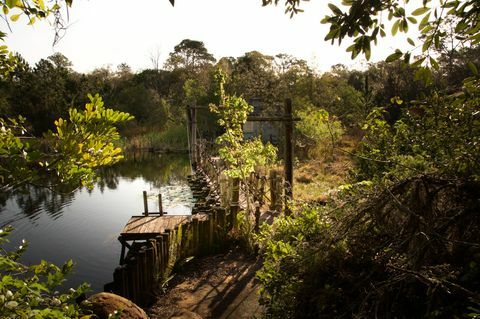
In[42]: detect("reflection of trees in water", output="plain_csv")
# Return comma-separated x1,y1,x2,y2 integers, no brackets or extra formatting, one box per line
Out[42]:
96,168,120,193
96,152,190,191
0,153,190,220
4,185,75,222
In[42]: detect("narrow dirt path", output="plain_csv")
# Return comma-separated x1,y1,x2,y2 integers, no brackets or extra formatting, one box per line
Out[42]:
147,249,264,319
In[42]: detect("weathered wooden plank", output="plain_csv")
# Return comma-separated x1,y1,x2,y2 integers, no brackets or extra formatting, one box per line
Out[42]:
121,215,209,241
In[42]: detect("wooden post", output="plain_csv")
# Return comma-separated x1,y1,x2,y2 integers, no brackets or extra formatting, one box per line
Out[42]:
143,191,149,216
212,209,218,248
193,218,199,255
284,98,293,215
138,248,147,301
162,232,170,276
128,258,138,302
269,170,277,211
230,178,240,228
158,194,163,216
191,102,197,167
113,266,124,295
119,236,126,265
156,235,164,276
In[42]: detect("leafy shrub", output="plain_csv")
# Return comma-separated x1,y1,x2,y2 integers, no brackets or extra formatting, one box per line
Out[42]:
296,106,344,160
356,79,480,181
0,226,90,318
257,176,480,318
257,80,480,318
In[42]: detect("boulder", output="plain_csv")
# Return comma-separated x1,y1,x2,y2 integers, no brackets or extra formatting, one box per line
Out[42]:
82,292,148,319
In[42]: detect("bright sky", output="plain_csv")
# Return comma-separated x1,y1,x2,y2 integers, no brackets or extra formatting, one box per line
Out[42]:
3,0,415,73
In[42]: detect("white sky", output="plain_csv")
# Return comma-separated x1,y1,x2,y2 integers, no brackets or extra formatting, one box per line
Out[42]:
3,0,416,73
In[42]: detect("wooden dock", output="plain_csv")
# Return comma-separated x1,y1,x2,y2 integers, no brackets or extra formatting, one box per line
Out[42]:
121,214,208,240
118,213,209,264
108,171,230,305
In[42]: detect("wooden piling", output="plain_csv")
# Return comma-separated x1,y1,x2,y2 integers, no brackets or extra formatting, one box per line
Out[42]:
158,194,163,216
143,191,149,216
193,218,199,255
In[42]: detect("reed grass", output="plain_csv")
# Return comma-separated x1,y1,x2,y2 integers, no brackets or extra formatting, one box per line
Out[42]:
120,125,189,152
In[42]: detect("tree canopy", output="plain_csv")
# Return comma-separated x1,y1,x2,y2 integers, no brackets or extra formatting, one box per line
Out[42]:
262,0,480,82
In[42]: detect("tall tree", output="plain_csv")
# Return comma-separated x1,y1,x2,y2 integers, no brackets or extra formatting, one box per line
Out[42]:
164,39,215,72
230,51,276,103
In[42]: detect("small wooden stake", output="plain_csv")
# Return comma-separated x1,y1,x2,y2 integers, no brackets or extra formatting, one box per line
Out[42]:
158,194,163,216
143,191,149,216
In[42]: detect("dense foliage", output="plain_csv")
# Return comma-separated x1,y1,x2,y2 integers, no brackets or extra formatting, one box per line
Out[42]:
255,2,480,318
0,226,91,318
257,175,480,318
357,79,480,181
296,105,343,159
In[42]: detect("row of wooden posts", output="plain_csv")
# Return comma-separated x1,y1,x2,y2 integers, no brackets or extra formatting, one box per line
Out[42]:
106,169,234,305
188,98,296,212
106,159,286,305
142,191,163,216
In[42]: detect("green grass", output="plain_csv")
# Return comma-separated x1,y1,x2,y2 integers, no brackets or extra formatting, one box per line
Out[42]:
293,135,359,203
120,125,189,151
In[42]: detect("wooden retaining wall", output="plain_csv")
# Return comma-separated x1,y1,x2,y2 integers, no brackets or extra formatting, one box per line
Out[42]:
106,151,286,306
106,169,231,306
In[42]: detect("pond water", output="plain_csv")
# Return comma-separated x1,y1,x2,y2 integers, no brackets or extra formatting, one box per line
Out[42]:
0,153,194,292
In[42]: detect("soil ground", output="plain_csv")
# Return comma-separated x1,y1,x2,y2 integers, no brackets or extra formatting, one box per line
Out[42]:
147,248,263,319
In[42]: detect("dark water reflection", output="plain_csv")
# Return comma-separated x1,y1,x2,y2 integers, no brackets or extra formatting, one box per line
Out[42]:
0,153,193,292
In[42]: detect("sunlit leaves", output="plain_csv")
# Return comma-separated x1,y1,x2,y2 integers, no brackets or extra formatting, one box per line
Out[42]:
358,79,480,181
10,13,21,22
296,107,343,158
262,0,306,18
314,0,480,84
45,94,133,189
209,68,277,179
0,94,133,192
0,1,72,79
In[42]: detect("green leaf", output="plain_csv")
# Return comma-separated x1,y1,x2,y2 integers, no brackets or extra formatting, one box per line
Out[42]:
10,13,21,22
468,62,478,76
429,57,439,70
36,0,45,10
411,57,426,68
419,12,431,29
402,19,409,32
328,3,342,15
392,20,400,36
422,37,432,52
385,50,403,63
407,38,415,46
412,7,429,16
455,21,468,33
5,0,16,8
